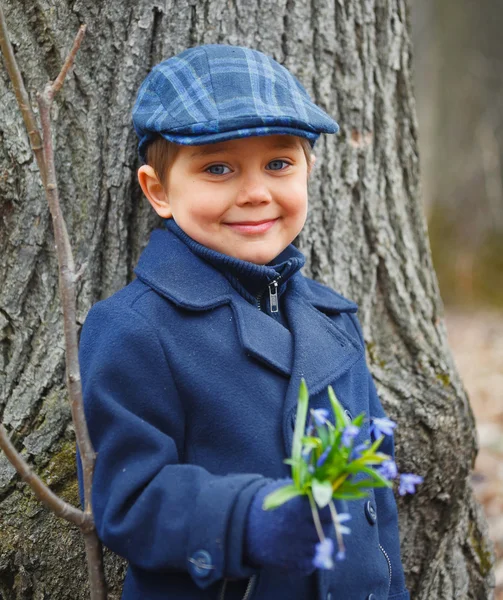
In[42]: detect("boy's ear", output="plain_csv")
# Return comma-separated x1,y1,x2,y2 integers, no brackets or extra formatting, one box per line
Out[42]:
308,154,316,177
137,165,172,219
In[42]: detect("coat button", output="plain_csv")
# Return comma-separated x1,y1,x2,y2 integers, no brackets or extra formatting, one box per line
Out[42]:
326,593,332,600
188,549,214,578
344,409,352,421
364,500,377,525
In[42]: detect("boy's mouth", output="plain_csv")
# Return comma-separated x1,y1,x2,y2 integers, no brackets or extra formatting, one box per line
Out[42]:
224,218,278,234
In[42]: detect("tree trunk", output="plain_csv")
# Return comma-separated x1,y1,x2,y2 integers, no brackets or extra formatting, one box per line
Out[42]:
0,0,495,598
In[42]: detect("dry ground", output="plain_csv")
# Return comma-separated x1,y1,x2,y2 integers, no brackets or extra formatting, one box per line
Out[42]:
445,310,503,599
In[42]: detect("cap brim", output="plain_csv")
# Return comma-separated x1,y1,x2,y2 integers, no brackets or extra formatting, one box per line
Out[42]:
138,123,340,163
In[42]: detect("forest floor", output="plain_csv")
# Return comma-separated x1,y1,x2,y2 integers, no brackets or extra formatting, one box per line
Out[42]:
445,310,503,599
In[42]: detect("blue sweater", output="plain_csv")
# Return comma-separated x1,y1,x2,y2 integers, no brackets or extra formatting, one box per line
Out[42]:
165,218,304,330
76,220,410,600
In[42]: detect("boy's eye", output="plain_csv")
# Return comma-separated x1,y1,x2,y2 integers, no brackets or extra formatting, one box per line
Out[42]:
205,160,291,176
206,164,231,175
266,160,290,171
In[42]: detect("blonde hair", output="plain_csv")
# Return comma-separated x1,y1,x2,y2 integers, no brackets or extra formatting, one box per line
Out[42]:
145,135,314,186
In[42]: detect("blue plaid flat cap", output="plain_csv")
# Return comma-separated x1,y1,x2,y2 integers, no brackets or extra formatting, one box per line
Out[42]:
132,44,339,162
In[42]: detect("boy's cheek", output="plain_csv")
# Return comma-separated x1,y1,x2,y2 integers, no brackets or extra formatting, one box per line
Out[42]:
191,203,231,223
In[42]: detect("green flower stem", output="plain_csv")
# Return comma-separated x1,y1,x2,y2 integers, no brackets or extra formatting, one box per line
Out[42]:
307,490,325,542
328,499,345,556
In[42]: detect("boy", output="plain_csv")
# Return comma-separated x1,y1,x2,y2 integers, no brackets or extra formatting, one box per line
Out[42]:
77,44,410,600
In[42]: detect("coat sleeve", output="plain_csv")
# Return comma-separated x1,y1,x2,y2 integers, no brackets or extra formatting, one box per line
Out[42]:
347,313,410,600
75,299,266,589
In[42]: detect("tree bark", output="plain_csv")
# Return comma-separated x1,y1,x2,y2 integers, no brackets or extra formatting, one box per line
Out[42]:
0,0,495,598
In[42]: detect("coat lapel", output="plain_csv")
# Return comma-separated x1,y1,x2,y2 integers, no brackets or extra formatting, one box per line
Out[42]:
280,274,364,457
231,296,293,377
134,228,294,377
134,227,365,458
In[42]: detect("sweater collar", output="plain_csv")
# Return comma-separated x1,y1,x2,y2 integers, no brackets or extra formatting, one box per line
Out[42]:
134,223,358,315
163,218,306,305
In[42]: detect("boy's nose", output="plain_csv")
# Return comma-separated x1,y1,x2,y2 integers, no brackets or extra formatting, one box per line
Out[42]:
235,178,273,205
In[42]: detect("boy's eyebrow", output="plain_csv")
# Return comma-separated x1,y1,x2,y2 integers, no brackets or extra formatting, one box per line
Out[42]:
188,139,301,159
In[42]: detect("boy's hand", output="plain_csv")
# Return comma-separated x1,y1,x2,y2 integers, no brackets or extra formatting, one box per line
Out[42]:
244,478,333,575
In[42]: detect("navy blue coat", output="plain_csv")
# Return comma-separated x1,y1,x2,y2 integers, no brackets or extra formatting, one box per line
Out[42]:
76,223,410,600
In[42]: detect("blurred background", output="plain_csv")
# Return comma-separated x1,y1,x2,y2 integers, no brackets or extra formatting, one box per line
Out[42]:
411,1,503,596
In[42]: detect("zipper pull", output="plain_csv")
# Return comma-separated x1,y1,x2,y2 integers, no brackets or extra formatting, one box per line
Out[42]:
269,280,279,313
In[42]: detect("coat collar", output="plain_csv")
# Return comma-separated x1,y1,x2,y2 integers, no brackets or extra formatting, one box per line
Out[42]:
134,227,363,444
162,217,306,304
134,227,358,314
280,275,363,455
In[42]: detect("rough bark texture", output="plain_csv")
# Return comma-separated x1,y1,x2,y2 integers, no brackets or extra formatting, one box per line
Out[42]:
0,0,495,598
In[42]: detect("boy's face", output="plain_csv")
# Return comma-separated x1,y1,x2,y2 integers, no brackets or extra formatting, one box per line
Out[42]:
139,135,311,265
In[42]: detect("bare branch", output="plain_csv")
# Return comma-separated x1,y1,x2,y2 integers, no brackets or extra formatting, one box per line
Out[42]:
0,15,107,598
83,532,108,599
0,3,46,183
37,68,96,530
0,424,87,528
51,24,87,95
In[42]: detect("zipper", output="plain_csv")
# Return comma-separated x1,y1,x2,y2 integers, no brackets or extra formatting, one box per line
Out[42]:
218,575,257,600
256,277,281,313
269,280,279,312
242,575,257,600
379,543,392,594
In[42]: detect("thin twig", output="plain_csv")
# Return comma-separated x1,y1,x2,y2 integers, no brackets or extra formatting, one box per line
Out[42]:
36,31,107,598
51,24,86,94
0,3,46,184
0,424,89,528
0,17,107,599
36,28,96,523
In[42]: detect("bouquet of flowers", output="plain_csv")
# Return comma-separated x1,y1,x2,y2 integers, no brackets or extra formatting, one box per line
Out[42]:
263,379,423,570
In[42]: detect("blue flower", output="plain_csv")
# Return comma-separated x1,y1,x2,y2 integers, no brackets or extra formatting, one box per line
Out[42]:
349,442,369,461
398,473,424,495
371,417,397,438
335,512,352,535
312,408,329,427
378,460,398,480
313,538,334,570
341,424,360,448
317,445,332,467
302,447,313,461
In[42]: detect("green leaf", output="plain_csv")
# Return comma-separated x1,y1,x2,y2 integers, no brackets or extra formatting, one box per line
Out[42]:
301,437,322,450
333,489,369,500
328,385,349,430
292,378,309,488
317,426,330,447
312,478,333,508
359,453,389,465
360,466,394,488
263,484,303,510
298,458,310,488
345,459,366,473
352,413,365,427
334,480,365,494
368,435,384,454
354,479,392,490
